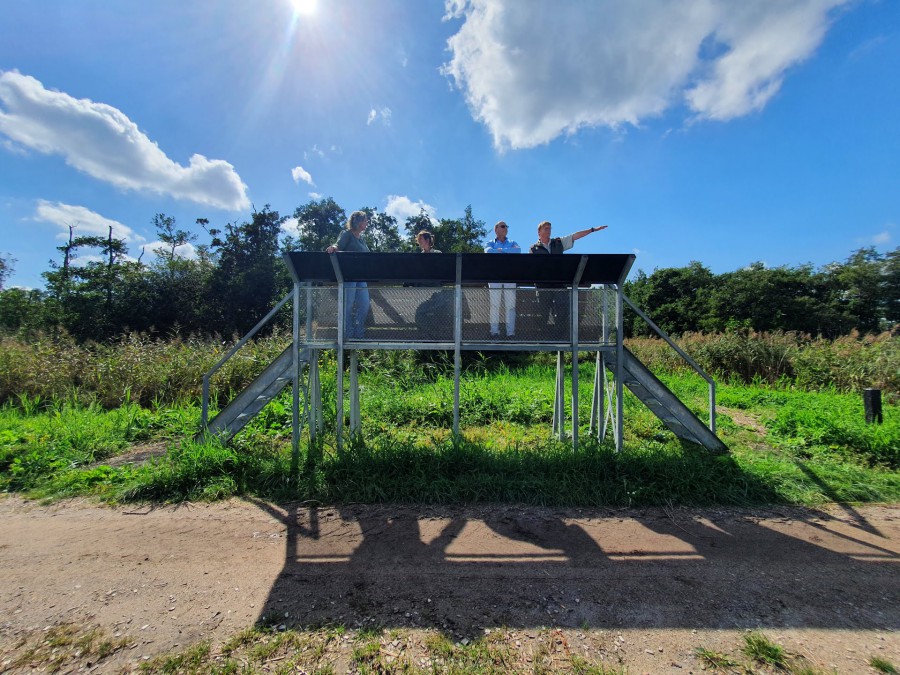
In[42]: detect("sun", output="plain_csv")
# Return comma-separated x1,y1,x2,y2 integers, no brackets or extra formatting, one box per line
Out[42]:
290,0,318,15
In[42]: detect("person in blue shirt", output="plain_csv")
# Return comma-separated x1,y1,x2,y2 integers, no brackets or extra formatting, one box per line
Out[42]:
484,220,521,338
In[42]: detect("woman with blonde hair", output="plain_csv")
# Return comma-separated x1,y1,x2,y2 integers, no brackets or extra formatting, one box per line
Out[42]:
326,211,371,339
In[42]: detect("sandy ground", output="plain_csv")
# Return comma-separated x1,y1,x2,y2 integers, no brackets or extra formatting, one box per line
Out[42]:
0,496,898,673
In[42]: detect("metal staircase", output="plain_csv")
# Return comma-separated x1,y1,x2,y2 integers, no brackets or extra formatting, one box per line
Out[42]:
202,344,309,441
605,347,727,454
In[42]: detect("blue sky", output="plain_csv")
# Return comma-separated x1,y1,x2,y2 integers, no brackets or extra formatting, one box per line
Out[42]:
1,0,898,289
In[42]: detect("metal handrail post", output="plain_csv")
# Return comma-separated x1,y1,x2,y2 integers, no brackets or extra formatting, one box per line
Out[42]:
350,351,360,434
292,282,300,458
200,292,292,429
622,294,717,432
201,377,210,428
615,285,624,451
453,255,462,436
330,255,345,451
569,257,587,449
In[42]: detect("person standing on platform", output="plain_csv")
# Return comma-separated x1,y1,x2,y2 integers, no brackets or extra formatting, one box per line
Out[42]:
484,221,521,338
529,220,607,335
416,230,442,253
529,220,606,255
326,211,371,339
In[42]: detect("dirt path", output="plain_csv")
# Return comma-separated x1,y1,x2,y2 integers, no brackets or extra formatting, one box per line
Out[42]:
1,496,898,673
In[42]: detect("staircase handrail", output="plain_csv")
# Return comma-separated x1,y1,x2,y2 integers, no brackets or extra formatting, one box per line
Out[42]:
622,293,716,434
201,292,293,428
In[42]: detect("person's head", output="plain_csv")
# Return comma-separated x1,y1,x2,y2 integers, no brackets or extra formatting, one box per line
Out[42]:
346,210,369,232
537,220,552,244
494,220,509,241
416,230,434,252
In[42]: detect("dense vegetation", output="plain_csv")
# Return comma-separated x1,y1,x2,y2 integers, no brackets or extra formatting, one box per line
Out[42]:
1,329,896,410
1,337,897,506
1,197,897,510
0,197,897,342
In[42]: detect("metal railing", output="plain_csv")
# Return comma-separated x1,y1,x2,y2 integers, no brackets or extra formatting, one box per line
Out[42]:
623,294,716,433
200,292,292,428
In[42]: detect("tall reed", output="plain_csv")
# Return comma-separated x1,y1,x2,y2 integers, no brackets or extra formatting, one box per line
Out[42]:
0,329,896,409
627,330,899,395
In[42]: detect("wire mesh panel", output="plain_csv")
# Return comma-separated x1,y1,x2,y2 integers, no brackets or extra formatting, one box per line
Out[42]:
298,285,340,344
365,285,455,341
296,283,620,347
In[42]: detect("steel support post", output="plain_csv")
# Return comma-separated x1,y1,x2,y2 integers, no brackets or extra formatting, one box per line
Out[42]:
590,350,602,436
553,351,565,439
292,282,301,458
570,287,579,449
309,350,320,438
349,351,360,434
615,285,624,452
330,256,345,452
453,256,462,436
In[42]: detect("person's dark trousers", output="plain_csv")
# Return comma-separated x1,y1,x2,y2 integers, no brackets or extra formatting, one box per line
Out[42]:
536,286,570,341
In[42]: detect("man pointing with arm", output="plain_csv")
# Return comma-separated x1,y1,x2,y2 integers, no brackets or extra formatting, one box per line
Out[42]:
529,221,607,255
529,220,608,338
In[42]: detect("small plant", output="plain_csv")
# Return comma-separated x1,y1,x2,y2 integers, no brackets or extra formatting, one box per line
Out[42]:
871,656,899,674
694,646,738,670
141,640,211,673
571,655,626,674
356,623,384,640
742,631,786,669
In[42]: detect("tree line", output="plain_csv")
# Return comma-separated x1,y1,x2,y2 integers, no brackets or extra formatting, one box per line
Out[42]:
0,199,487,341
0,197,897,341
624,250,899,338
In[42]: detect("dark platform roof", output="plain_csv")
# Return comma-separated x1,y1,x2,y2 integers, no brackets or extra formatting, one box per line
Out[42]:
283,251,635,286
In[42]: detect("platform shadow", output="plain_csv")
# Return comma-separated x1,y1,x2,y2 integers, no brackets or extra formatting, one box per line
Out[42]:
250,495,899,642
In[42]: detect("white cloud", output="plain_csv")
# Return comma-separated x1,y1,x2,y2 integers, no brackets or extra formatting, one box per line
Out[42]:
291,165,314,185
143,240,198,260
384,195,439,225
863,223,894,247
0,70,250,210
872,231,891,245
304,145,326,161
366,106,392,126
443,0,851,149
34,200,144,245
308,192,322,200
280,217,300,237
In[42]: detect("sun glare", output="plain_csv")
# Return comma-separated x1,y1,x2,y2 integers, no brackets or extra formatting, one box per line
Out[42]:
290,0,318,15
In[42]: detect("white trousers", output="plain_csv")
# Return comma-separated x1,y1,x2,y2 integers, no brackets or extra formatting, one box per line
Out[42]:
488,282,517,335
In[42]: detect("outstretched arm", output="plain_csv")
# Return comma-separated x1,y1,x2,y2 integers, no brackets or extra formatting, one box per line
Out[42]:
572,225,608,242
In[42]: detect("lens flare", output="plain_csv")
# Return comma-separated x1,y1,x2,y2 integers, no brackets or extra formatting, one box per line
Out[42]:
290,0,318,15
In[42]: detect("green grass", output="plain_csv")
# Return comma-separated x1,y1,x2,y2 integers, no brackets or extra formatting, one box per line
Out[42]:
871,656,899,674
1,360,897,507
742,631,787,669
694,646,738,670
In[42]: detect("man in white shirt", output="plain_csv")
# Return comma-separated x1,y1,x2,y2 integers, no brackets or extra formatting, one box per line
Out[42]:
484,221,521,338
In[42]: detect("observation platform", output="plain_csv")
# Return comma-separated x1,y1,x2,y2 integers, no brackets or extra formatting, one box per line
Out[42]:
200,252,726,455
282,251,635,351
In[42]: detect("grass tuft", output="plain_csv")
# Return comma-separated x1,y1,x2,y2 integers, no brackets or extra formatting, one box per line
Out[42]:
742,631,786,668
694,646,738,670
871,656,899,674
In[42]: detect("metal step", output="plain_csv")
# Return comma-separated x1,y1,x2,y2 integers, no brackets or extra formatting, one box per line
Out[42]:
202,345,309,441
607,348,727,454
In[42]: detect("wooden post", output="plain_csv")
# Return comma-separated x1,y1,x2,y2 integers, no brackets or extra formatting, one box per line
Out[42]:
863,388,883,424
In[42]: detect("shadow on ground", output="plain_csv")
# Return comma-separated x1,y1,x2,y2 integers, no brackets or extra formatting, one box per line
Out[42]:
248,451,899,643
